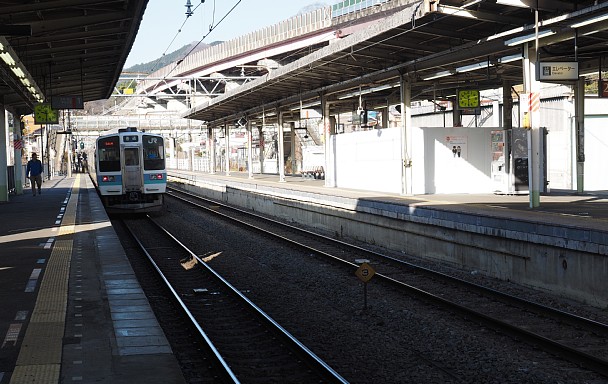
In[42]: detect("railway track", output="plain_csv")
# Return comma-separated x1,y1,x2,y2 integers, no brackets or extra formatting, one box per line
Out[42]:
166,185,608,379
120,214,349,384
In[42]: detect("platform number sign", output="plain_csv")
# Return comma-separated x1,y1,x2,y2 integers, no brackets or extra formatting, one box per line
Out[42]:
600,80,608,98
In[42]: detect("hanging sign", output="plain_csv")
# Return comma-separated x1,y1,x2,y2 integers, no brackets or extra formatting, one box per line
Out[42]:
538,61,579,81
51,95,84,109
599,80,608,98
34,103,59,124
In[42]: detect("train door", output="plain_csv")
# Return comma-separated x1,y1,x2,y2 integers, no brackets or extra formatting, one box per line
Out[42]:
123,147,143,195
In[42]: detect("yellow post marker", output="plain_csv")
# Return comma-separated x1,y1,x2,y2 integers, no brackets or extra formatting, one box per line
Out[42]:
355,261,376,310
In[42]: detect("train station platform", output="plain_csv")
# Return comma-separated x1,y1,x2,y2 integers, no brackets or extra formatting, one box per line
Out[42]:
167,169,608,227
0,175,185,384
167,169,608,308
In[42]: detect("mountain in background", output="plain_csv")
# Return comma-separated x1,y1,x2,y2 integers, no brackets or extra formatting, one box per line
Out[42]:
124,41,222,73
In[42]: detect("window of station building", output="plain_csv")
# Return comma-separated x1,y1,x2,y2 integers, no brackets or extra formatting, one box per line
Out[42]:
98,136,120,172
143,135,165,170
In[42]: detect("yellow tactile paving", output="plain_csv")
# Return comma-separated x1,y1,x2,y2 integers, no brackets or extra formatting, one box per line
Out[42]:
10,176,79,384
30,240,71,323
58,176,79,236
13,322,64,365
10,364,60,384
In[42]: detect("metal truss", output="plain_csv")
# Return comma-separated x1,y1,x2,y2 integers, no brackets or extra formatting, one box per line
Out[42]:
113,75,260,98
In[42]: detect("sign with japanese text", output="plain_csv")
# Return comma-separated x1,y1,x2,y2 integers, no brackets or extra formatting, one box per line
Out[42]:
34,103,59,124
538,61,579,81
51,95,84,110
599,80,608,98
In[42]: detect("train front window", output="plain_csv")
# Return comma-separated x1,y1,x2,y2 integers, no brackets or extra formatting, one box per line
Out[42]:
143,135,165,170
98,136,120,172
124,148,139,166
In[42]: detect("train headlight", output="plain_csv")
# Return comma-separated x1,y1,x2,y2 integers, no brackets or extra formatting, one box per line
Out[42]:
149,174,164,180
101,176,115,182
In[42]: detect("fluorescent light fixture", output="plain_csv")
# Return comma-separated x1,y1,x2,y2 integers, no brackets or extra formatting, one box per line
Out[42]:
336,83,398,100
579,68,600,77
505,30,556,46
0,36,46,103
11,66,25,78
571,13,608,29
456,62,491,73
423,70,454,81
0,51,15,66
495,0,532,8
498,54,521,64
290,101,319,110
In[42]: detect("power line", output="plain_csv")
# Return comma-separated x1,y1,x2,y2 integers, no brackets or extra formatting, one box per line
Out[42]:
146,0,208,74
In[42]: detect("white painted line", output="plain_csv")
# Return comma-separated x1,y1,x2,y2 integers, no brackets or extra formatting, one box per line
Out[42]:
15,311,28,321
1,323,22,348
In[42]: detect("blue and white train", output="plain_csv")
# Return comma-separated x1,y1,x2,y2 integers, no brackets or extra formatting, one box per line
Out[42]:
91,127,166,213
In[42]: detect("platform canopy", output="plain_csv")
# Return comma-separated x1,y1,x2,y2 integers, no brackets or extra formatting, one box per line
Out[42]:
0,0,148,114
184,0,608,125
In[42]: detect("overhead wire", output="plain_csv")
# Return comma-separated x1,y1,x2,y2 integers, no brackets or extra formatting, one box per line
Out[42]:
146,0,207,75
165,0,242,77
142,0,242,101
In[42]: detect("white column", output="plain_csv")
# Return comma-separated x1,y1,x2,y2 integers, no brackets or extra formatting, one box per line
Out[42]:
277,108,285,182
0,105,8,202
209,126,216,174
575,77,585,193
258,126,265,174
247,120,253,179
224,124,230,176
290,121,296,175
400,75,413,195
321,94,335,187
523,43,541,207
14,116,24,195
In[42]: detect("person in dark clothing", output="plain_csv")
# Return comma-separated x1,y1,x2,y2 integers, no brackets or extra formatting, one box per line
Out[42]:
26,153,43,196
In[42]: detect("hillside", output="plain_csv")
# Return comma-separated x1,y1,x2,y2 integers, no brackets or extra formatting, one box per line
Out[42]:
124,41,221,73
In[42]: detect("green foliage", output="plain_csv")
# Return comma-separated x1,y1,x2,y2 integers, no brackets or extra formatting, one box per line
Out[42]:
584,73,607,95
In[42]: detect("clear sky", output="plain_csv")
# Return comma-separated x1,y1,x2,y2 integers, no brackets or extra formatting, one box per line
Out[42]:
125,0,329,67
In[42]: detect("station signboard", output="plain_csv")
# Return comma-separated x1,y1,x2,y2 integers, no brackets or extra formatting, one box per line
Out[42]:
538,61,579,81
33,103,59,124
599,80,608,98
51,95,84,109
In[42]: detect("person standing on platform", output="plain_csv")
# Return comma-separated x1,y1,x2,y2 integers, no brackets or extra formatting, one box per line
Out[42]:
26,153,43,196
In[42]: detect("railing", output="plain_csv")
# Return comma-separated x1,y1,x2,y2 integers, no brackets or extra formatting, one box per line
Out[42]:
331,0,391,18
137,0,410,95
69,115,195,132
141,7,333,90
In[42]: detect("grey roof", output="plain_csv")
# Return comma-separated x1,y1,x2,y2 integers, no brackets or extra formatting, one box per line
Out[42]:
0,0,148,114
184,0,608,125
